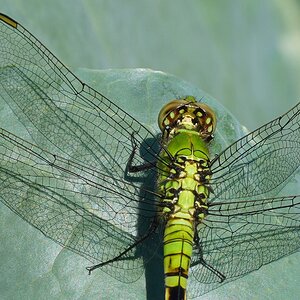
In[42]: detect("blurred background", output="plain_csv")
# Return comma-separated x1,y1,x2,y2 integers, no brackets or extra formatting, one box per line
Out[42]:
2,0,300,129
0,1,300,299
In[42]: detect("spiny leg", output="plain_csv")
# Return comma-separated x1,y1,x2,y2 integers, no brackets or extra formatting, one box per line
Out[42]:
126,132,156,173
86,219,159,274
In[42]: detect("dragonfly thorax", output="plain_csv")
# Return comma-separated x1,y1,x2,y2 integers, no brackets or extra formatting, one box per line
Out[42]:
157,128,211,222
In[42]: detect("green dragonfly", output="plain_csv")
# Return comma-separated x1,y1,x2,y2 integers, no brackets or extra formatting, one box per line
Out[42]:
0,13,299,300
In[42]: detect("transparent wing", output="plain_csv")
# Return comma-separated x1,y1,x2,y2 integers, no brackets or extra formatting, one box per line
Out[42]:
0,127,162,282
0,14,159,182
210,102,300,201
0,14,163,282
188,195,300,298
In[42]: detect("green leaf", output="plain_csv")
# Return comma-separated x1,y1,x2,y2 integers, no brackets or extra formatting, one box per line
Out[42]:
1,68,298,300
0,68,244,300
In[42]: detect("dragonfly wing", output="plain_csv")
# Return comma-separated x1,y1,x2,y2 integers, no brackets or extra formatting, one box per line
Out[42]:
189,103,300,297
188,195,300,297
0,126,160,282
0,14,164,281
0,14,159,183
210,102,300,201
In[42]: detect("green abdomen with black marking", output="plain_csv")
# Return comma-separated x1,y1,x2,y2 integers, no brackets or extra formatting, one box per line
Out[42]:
157,97,215,300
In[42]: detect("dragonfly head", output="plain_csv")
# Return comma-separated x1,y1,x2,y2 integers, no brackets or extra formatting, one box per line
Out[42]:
158,96,216,141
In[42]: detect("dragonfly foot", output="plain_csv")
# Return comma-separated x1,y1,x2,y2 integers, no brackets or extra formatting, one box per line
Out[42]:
86,263,104,275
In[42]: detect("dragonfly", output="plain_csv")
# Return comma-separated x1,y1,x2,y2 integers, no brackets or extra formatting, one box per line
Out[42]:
0,12,299,300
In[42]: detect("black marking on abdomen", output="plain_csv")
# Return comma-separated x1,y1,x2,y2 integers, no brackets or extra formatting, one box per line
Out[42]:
167,286,186,300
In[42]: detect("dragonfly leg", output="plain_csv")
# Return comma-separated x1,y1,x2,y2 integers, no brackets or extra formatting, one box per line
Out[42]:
86,219,159,274
126,132,156,172
193,229,226,282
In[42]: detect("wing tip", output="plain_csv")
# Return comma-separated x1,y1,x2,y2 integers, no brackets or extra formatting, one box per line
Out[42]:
0,13,18,28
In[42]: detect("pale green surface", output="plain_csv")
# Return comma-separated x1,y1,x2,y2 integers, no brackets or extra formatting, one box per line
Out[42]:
1,0,300,129
0,68,299,300
0,1,299,300
0,67,246,300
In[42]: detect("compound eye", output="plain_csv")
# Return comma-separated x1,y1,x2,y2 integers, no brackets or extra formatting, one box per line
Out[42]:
197,103,216,138
158,99,191,131
158,97,216,140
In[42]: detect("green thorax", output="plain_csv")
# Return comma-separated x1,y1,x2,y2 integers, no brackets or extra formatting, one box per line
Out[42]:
157,97,215,221
157,129,211,221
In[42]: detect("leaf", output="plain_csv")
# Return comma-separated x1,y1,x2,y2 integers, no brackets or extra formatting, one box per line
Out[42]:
0,68,246,300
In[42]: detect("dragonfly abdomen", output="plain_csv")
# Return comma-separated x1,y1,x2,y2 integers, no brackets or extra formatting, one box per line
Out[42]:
159,139,211,300
163,200,195,300
161,162,210,300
